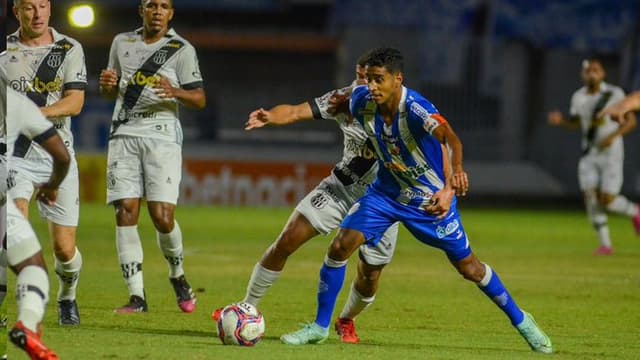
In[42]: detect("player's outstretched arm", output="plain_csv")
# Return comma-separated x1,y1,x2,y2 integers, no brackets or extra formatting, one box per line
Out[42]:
245,103,313,130
99,68,119,100
35,133,71,206
40,89,85,118
598,91,640,122
547,110,580,129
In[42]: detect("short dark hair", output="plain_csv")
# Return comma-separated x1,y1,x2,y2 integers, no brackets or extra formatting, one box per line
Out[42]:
356,50,372,67
365,47,404,74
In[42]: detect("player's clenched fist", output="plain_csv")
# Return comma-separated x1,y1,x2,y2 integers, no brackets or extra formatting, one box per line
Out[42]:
99,69,119,90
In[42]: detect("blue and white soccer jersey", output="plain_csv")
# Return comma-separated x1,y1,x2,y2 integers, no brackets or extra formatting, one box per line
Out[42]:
293,86,399,265
105,28,203,204
343,85,471,262
3,28,86,226
569,82,627,194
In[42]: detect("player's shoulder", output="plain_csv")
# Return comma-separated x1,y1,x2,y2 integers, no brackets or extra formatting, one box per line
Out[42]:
406,87,439,118
166,29,196,50
113,29,141,45
351,85,370,103
50,28,83,49
603,82,625,97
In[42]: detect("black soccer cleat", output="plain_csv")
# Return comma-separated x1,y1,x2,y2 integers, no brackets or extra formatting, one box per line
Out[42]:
57,299,80,326
114,295,148,314
170,275,196,313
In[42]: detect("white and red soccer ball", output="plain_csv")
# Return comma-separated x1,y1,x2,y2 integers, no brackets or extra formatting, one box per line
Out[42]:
215,302,265,346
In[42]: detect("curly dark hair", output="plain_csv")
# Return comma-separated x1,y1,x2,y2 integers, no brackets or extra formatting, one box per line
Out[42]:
365,47,404,74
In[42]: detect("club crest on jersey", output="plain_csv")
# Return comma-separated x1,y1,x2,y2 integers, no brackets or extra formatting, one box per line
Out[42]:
310,192,329,209
153,50,169,65
47,54,63,68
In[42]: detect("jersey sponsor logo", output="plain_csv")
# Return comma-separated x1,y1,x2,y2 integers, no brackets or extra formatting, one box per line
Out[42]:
436,219,460,239
128,71,161,87
383,161,432,179
9,76,63,94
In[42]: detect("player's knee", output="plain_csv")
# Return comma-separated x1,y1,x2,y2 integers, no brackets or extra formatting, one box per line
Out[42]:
327,239,353,261
11,252,47,274
458,263,484,283
151,215,174,233
599,194,615,208
114,202,139,225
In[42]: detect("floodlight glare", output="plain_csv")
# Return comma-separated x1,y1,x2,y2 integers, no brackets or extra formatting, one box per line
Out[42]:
68,5,95,28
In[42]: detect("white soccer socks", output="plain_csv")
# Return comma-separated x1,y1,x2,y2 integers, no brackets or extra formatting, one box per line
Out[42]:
156,221,184,279
54,247,82,301
339,282,375,320
116,225,145,299
606,195,639,217
16,265,49,333
243,262,281,307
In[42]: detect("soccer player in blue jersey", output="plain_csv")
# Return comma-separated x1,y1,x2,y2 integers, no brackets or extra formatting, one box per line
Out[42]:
281,48,553,354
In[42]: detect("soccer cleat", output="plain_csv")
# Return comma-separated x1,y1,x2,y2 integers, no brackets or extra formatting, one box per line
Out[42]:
170,275,197,313
9,321,59,360
280,322,329,345
114,295,148,314
58,299,80,326
211,307,223,322
516,311,553,354
334,318,359,344
632,207,640,235
593,246,613,256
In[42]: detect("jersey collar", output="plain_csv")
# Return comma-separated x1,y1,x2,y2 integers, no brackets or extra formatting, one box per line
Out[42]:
134,27,177,38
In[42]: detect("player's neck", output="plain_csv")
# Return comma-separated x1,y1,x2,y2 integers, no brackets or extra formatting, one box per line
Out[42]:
19,28,53,47
586,83,601,94
142,28,168,44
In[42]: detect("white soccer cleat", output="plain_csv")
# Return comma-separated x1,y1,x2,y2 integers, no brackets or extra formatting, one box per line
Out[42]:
516,311,553,354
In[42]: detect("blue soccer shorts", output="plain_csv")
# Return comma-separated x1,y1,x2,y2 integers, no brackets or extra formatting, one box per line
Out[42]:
341,189,471,262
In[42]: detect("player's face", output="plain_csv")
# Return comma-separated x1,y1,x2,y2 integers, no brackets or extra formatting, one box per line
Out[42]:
355,64,367,85
581,61,605,88
365,65,402,105
14,0,51,39
140,0,174,34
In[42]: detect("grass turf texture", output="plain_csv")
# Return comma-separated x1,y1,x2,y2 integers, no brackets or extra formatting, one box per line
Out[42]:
5,203,640,359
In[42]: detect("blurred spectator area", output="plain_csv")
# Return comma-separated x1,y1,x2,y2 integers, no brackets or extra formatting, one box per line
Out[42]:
7,0,640,198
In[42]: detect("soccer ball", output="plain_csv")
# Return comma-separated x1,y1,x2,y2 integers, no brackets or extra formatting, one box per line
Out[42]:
216,302,265,346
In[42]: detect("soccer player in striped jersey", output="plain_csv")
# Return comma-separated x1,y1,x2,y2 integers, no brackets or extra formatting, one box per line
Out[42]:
99,0,206,314
4,0,87,326
281,48,553,354
548,59,639,255
1,72,70,360
218,53,404,344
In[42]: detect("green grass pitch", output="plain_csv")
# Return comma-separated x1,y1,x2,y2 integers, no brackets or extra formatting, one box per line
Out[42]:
4,203,640,359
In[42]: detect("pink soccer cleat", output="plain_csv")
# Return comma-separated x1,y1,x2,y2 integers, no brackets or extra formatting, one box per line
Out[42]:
593,246,613,256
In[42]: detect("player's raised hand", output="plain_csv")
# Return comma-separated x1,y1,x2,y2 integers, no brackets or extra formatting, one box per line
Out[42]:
547,111,563,126
245,108,270,130
154,76,177,99
99,69,119,90
327,91,351,117
424,187,454,219
452,169,469,196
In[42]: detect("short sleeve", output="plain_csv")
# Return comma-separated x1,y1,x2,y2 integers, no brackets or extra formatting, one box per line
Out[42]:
410,100,447,135
107,36,120,73
311,85,351,121
176,44,203,90
63,41,87,91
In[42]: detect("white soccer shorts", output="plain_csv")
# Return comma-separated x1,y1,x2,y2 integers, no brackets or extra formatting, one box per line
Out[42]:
9,157,80,227
578,144,624,195
107,136,182,205
296,174,399,265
